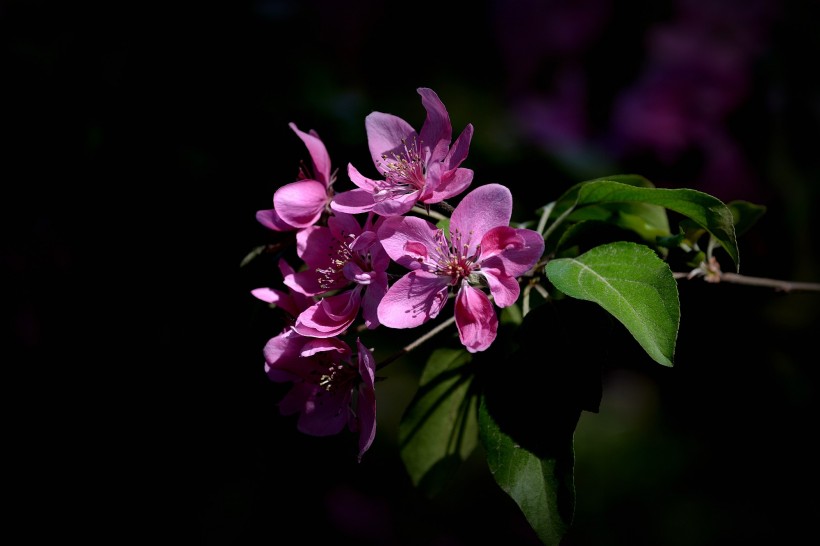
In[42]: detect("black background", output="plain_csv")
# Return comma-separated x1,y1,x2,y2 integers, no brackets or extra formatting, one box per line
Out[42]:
5,0,820,544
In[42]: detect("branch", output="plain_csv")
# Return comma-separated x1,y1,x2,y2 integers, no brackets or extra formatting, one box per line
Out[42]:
673,270,820,292
376,316,457,370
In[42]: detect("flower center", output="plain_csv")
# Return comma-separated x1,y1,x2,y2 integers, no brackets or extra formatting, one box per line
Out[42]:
318,361,356,393
316,232,373,290
432,228,481,285
373,137,426,201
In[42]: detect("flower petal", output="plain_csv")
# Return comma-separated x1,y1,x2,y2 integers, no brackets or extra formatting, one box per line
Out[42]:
377,270,450,329
423,166,474,204
371,189,420,217
295,386,351,437
360,271,388,329
443,123,474,170
454,284,498,353
355,339,377,461
377,215,440,270
418,87,453,163
480,267,520,308
331,188,376,214
293,289,362,338
263,329,311,381
365,112,417,176
481,228,545,278
479,226,525,260
256,208,295,232
289,122,332,187
450,184,513,256
273,180,327,228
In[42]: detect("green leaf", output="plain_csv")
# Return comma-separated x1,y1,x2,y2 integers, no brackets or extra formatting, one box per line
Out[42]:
727,200,766,237
239,245,267,267
546,178,740,271
479,399,575,546
399,348,479,497
545,241,680,367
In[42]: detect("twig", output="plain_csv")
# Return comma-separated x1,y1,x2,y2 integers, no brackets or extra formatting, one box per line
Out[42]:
376,315,457,370
674,271,820,292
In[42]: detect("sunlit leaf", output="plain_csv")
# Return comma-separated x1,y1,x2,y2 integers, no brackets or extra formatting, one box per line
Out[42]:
399,348,478,497
545,178,739,271
546,241,680,367
479,399,575,546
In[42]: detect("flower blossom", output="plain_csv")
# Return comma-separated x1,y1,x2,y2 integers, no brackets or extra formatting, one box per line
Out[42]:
257,122,335,231
285,212,389,337
264,335,377,462
332,87,474,217
376,183,544,352
250,258,314,319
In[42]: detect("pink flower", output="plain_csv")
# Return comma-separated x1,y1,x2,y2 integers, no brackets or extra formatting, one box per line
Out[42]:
250,258,314,319
376,184,544,353
332,88,474,217
264,334,377,462
256,122,335,231
286,212,390,337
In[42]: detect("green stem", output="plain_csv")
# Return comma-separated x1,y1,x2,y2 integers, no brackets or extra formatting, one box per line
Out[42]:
376,315,457,370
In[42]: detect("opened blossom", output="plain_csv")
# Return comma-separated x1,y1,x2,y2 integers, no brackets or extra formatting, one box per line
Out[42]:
257,122,335,231
285,212,389,337
377,183,545,352
250,258,314,319
264,335,377,462
332,87,474,217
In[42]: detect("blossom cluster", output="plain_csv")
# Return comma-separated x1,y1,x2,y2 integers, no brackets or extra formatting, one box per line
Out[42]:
253,88,544,460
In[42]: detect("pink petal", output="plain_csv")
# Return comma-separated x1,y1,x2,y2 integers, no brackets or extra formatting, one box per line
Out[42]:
251,287,284,304
289,122,332,187
300,336,351,357
347,163,379,191
450,184,513,255
295,386,351,437
293,289,362,338
263,329,311,381
283,269,324,297
480,267,521,308
443,123,474,170
295,225,334,267
328,213,362,242
377,216,440,270
417,88,452,162
371,190,420,217
256,208,295,232
377,271,450,329
331,189,376,214
360,271,388,329
481,228,545,278
423,166,474,204
479,226,525,260
365,112,416,175
252,287,303,319
355,339,377,461
454,284,498,353
273,180,327,228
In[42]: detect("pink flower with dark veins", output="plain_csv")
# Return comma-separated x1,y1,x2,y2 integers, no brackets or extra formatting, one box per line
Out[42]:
264,335,377,462
285,212,390,337
376,184,544,353
256,122,335,231
332,88,474,217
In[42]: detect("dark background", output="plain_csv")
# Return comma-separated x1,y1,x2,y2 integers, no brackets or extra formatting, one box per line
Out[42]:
5,0,819,544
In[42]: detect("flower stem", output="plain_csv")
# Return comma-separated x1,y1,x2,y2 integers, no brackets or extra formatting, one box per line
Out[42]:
412,205,449,221
376,316,457,370
674,271,820,292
